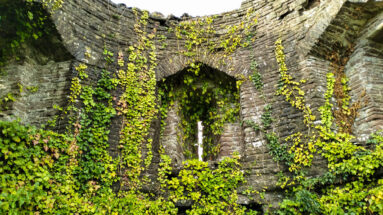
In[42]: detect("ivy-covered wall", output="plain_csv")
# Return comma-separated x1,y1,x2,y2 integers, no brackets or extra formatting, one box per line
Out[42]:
0,0,72,128
1,0,383,214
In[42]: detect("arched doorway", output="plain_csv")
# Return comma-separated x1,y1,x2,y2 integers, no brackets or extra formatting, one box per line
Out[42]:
158,63,242,165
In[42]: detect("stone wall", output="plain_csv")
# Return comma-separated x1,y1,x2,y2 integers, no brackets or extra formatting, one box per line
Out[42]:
0,13,73,128
1,0,383,211
346,12,383,140
161,100,184,166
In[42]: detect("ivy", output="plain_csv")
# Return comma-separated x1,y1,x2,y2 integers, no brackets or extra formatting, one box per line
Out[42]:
74,69,118,193
5,1,383,214
0,83,40,112
250,60,263,90
278,189,321,215
109,9,160,190
274,39,383,214
158,10,257,160
328,51,363,134
159,67,240,160
274,39,320,173
171,8,257,63
2,2,258,214
266,133,293,166
0,93,17,112
275,39,315,126
163,156,258,214
26,0,64,12
0,0,62,71
245,104,273,133
0,120,258,214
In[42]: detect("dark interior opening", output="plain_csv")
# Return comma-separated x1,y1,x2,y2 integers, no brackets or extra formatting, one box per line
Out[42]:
304,0,320,10
242,202,264,214
176,205,192,215
279,10,293,20
371,29,383,44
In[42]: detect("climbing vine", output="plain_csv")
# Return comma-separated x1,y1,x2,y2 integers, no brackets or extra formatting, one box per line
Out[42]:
114,8,159,190
0,0,63,72
3,1,382,214
158,8,258,160
274,39,319,173
159,67,240,160
166,157,249,214
327,50,364,134
250,59,263,90
273,39,383,214
0,83,39,113
0,3,262,214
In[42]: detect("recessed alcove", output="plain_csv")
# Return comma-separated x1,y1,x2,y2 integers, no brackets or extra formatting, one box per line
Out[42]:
344,17,383,140
159,63,242,165
0,0,73,128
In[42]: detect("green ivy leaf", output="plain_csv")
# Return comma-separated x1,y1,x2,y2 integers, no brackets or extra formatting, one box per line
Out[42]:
27,11,33,20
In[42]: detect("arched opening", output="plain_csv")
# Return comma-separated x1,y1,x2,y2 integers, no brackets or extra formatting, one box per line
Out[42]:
159,63,241,164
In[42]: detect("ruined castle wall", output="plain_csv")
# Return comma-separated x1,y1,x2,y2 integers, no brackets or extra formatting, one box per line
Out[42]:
1,0,383,209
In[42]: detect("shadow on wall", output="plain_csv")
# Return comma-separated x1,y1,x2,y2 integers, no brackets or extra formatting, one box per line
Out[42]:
0,0,73,128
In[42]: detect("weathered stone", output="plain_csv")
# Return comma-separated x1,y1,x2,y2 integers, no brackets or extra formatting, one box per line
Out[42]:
1,0,383,211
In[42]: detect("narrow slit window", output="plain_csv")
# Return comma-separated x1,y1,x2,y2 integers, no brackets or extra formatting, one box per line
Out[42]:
198,121,203,161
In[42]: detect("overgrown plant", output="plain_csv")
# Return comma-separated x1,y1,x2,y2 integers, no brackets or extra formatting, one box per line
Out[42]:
327,51,364,133
158,8,258,160
274,39,383,214
0,3,261,214
159,67,240,160
0,0,63,71
164,156,258,214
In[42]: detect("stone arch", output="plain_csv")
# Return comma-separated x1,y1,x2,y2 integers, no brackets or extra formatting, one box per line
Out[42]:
156,53,239,81
158,62,244,165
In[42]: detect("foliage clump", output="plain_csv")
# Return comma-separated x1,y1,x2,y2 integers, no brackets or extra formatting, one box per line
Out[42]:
0,120,258,214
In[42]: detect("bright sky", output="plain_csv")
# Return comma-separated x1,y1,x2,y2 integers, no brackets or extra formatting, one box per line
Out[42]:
111,0,244,17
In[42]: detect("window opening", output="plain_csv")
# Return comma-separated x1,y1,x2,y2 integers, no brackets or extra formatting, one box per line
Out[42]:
159,63,240,163
197,121,203,161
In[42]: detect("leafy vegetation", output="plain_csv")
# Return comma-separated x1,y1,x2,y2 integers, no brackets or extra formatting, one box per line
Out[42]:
250,59,263,90
0,2,259,214
159,67,240,160
158,9,257,160
1,1,383,214
0,0,62,71
0,119,259,214
274,39,383,214
165,156,256,214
